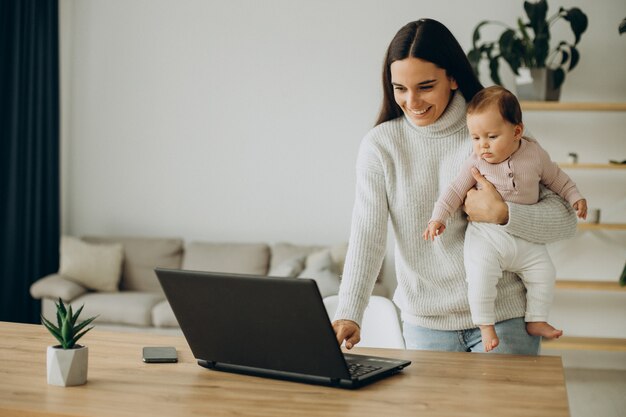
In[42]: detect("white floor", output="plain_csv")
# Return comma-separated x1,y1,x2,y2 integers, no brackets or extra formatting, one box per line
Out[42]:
565,368,626,417
543,349,626,417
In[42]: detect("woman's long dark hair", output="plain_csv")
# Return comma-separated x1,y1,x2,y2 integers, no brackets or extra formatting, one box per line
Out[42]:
375,19,483,126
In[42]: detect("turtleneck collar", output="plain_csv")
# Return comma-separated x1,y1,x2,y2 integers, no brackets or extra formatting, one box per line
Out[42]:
403,91,468,138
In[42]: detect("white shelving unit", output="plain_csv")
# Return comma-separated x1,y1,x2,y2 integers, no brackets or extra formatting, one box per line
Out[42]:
521,101,626,352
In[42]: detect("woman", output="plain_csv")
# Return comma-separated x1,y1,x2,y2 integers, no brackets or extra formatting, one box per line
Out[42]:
332,19,576,354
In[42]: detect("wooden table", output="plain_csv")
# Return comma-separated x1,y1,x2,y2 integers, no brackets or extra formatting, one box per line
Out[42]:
0,322,570,417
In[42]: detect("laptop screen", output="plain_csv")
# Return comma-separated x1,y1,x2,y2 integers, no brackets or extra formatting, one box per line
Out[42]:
156,268,351,379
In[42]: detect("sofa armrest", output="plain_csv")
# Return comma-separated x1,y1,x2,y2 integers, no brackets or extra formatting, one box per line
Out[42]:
30,274,88,302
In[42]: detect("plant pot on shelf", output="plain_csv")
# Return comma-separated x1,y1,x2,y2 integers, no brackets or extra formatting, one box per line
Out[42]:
515,68,561,101
47,344,89,386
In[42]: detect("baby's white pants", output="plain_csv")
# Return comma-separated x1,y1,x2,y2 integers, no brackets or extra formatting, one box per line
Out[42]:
464,222,556,325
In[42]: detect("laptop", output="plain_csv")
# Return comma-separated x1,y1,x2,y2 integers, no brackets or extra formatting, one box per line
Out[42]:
154,268,411,389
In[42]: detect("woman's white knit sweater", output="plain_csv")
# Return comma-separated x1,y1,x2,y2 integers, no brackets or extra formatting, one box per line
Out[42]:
334,92,577,330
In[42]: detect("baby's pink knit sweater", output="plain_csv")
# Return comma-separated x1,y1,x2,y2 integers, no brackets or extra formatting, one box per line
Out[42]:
430,138,585,224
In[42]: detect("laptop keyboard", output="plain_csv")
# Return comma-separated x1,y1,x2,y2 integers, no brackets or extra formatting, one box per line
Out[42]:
347,362,382,378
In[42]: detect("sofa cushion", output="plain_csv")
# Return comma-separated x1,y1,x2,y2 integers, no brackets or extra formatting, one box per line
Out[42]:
71,292,164,327
152,300,179,328
83,237,184,293
297,250,340,297
59,236,123,292
182,242,270,275
268,254,306,277
30,274,88,301
270,242,348,275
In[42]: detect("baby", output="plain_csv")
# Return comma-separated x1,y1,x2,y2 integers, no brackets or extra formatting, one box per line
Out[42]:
424,86,587,352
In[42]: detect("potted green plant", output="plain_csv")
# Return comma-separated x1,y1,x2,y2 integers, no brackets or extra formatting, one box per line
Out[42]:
467,0,588,101
42,298,97,386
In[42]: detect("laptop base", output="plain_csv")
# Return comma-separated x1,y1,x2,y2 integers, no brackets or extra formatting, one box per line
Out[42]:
198,353,409,389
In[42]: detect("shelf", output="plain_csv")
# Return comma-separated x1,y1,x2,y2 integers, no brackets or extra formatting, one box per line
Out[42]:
577,223,626,231
520,101,626,111
558,163,626,170
526,101,626,355
541,336,626,352
556,280,625,291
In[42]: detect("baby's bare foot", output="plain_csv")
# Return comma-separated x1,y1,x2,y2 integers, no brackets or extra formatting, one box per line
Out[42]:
526,322,563,339
479,325,500,352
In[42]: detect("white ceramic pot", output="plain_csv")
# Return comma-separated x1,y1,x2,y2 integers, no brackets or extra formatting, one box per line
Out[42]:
46,345,89,386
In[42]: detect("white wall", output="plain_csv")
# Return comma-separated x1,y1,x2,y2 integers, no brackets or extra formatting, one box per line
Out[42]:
61,0,626,338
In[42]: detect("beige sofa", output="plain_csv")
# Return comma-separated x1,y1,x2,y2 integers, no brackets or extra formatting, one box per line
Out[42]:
30,236,387,334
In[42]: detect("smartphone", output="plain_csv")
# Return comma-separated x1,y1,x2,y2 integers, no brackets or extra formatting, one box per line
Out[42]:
142,346,178,363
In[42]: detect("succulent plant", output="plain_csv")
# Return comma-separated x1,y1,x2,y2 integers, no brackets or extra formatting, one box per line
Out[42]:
41,298,98,349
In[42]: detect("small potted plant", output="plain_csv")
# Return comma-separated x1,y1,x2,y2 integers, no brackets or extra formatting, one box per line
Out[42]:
467,0,588,101
42,298,98,386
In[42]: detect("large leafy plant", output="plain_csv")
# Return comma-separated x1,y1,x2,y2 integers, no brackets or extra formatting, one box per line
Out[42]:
42,298,98,349
468,0,588,89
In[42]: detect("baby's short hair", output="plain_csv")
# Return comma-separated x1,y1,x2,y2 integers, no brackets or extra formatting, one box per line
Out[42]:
467,85,522,125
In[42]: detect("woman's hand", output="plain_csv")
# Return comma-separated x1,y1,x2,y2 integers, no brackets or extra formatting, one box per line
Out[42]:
332,319,361,349
463,167,509,224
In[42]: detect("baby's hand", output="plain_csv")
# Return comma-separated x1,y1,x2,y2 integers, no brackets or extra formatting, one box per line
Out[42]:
573,199,587,219
423,221,445,241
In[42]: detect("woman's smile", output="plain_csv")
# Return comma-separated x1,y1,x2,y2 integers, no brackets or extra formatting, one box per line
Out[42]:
408,106,432,116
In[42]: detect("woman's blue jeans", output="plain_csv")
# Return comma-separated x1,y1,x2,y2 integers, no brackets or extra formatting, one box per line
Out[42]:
402,317,540,354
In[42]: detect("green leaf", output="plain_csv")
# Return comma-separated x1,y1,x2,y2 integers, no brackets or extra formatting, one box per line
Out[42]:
71,304,85,327
479,43,495,54
524,0,548,34
533,33,549,67
73,315,98,335
41,315,60,333
514,20,533,67
71,326,95,347
471,20,492,47
552,68,565,89
467,49,482,75
523,1,535,23
559,49,569,66
467,48,481,63
499,30,523,74
517,18,530,42
68,304,74,326
568,47,580,71
468,43,496,79
498,29,516,50
61,313,72,346
57,298,67,320
489,58,502,85
514,38,531,68
620,18,626,35
56,309,63,331
42,316,64,345
619,262,626,286
564,8,588,44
